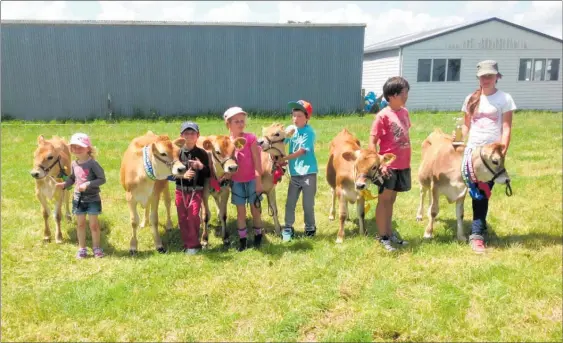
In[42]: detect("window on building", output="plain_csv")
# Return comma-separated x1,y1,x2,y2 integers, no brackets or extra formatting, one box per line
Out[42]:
417,58,461,82
519,58,559,81
417,59,431,82
546,59,560,81
518,59,532,81
447,59,461,81
533,59,546,81
432,59,446,82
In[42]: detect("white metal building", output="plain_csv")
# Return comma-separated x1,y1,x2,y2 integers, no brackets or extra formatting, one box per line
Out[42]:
362,17,563,111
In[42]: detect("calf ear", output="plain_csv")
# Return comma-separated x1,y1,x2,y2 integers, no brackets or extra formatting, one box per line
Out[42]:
342,150,359,162
37,135,45,145
173,138,185,148
285,126,296,137
234,137,246,149
380,153,396,165
202,139,213,151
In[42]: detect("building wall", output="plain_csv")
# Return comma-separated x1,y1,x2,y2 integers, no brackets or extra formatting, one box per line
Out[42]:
401,20,563,111
1,22,365,120
361,49,400,96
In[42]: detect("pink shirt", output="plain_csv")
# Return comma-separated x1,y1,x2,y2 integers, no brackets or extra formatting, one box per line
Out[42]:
231,132,261,183
370,107,411,170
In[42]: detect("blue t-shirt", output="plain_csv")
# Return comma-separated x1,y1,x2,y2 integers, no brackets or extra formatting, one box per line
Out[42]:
285,124,318,176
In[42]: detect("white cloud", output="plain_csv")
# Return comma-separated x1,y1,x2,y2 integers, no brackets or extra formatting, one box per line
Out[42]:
97,1,196,21
203,2,252,22
512,1,562,39
464,1,518,15
1,1,73,20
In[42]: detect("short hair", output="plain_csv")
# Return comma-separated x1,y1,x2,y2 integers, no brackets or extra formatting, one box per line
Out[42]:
383,76,410,101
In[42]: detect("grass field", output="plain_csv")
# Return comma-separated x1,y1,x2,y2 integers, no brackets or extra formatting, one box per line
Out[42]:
1,111,562,342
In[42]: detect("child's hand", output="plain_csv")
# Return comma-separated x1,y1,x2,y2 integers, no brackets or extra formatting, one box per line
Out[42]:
55,182,66,189
223,172,233,180
255,181,263,194
187,158,204,170
184,169,195,180
78,183,89,192
381,165,391,178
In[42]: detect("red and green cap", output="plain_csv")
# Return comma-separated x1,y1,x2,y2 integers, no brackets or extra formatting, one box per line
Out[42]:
288,100,313,118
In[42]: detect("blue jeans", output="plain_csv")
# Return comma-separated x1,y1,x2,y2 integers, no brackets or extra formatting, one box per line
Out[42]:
470,181,494,240
72,200,102,215
231,179,263,206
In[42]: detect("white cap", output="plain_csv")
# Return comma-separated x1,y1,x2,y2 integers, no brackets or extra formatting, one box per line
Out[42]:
223,106,247,121
69,133,92,148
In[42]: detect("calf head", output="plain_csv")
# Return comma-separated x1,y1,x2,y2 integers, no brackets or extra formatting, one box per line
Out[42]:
342,149,396,190
200,135,246,177
150,135,187,177
257,123,295,162
475,143,510,184
31,135,67,179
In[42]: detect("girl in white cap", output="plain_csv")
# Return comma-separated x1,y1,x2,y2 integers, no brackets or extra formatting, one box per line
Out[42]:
223,107,264,251
459,60,516,254
56,133,106,259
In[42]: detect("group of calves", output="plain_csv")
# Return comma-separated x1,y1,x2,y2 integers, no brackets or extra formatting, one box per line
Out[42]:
30,122,510,254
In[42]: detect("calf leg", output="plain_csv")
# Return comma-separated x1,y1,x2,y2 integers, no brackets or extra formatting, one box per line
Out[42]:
163,185,174,231
64,189,72,222
218,191,230,246
416,185,428,222
200,193,211,248
267,189,281,235
149,193,165,253
424,184,440,239
38,194,52,242
54,188,64,243
127,193,139,254
456,197,466,241
328,187,336,221
140,202,150,228
336,194,348,244
357,196,366,236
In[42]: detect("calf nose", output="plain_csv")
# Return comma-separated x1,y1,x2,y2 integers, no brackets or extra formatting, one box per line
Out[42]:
257,139,264,146
228,165,238,172
355,183,366,190
177,166,187,173
31,171,39,178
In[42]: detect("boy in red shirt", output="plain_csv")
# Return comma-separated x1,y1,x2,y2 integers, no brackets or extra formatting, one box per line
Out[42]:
369,76,411,252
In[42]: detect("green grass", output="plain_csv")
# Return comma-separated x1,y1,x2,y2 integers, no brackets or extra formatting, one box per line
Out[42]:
1,111,562,342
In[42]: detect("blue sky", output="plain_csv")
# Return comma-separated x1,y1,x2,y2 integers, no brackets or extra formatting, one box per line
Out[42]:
2,1,561,45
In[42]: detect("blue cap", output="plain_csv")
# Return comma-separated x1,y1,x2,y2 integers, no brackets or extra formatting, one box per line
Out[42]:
180,121,199,134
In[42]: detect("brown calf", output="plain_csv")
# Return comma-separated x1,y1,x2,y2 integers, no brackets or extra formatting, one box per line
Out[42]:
326,129,395,243
120,131,186,254
416,129,510,241
30,135,72,243
198,135,246,247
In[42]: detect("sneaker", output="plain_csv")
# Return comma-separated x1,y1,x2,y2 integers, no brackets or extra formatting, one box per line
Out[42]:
282,227,294,242
304,227,316,237
93,247,104,258
185,248,200,255
76,248,88,259
470,239,486,254
390,232,408,246
379,237,396,252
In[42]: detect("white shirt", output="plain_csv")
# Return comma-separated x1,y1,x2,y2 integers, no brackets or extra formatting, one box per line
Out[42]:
461,90,517,148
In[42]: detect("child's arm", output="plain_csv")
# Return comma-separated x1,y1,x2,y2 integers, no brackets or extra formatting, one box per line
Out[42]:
500,111,513,156
283,148,306,161
282,129,315,163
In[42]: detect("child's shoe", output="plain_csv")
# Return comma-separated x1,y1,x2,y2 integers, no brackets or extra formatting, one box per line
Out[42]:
379,236,396,252
282,226,294,242
93,247,104,258
390,231,408,246
76,247,88,259
304,226,316,237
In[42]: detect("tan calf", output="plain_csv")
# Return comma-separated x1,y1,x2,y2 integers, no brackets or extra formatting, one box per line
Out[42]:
120,131,186,254
416,129,510,241
326,129,395,243
198,135,246,247
30,135,72,243
257,123,295,235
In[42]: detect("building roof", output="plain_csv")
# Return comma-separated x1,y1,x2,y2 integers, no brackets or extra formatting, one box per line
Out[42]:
0,19,366,28
364,17,563,54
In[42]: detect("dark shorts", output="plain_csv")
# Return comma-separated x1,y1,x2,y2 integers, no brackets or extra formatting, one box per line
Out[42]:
72,200,102,215
378,168,412,194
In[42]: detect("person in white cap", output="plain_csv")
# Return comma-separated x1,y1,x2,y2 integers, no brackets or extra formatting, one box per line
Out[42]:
223,106,264,252
459,60,517,254
56,133,106,259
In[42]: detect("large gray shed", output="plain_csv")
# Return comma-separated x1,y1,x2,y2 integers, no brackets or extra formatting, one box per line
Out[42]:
1,20,365,120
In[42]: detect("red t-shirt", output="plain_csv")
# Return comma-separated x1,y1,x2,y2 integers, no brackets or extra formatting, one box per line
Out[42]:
370,107,411,170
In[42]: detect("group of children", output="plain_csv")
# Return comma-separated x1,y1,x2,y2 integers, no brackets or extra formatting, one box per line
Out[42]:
56,59,515,258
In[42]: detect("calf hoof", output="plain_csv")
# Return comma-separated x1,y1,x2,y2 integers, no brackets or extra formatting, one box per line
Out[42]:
416,215,423,222
139,221,147,228
201,240,209,249
43,237,51,243
157,247,167,254
335,237,343,244
328,215,335,221
423,232,433,239
457,235,468,242
129,249,137,256
55,237,64,244
66,214,73,222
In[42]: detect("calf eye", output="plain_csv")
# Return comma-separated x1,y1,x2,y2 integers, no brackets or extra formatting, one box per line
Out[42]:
47,156,54,160
160,152,167,157
274,133,280,137
492,159,499,165
215,150,221,155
